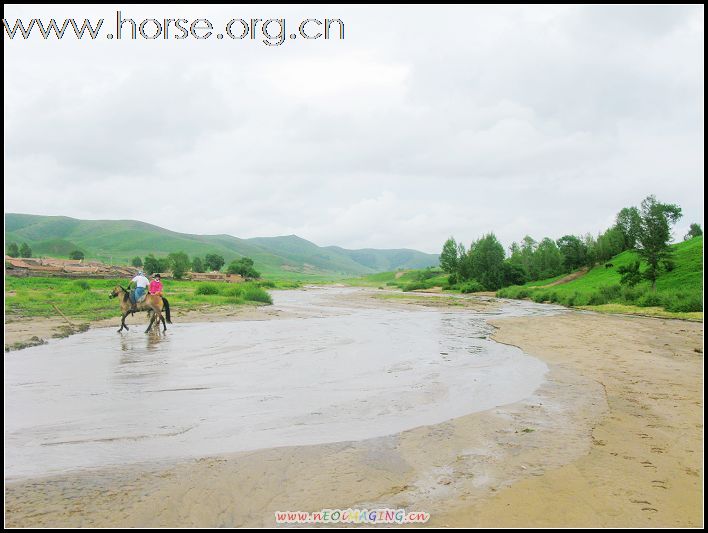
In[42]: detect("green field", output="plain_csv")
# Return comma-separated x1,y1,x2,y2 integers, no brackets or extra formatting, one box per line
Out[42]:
5,276,282,322
5,213,439,278
497,237,703,318
343,268,450,292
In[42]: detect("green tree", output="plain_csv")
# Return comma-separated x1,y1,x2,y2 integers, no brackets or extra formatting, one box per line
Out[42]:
502,261,526,286
439,238,460,277
520,236,537,279
69,250,85,260
168,252,190,280
583,233,598,267
19,242,32,258
532,238,563,280
615,207,642,250
131,256,143,267
684,223,703,241
143,254,160,275
192,256,205,273
637,195,682,290
556,235,587,272
617,261,642,287
6,242,19,257
205,253,225,272
595,227,625,263
468,234,506,290
227,257,261,279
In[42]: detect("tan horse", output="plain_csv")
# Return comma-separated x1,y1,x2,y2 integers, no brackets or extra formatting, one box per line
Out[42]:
109,286,171,333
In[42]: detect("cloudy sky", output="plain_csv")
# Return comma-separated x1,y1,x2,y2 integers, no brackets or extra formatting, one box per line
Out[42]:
4,5,704,253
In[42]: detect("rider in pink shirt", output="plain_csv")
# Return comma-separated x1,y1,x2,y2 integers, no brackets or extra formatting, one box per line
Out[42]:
149,273,163,295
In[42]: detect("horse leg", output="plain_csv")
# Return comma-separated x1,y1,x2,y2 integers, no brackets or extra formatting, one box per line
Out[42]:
159,311,167,332
118,311,129,332
145,313,156,334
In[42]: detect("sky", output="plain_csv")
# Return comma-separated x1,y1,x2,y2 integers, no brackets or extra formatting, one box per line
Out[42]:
4,5,704,254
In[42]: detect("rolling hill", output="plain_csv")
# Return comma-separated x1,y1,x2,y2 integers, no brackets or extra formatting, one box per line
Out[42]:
4,213,439,279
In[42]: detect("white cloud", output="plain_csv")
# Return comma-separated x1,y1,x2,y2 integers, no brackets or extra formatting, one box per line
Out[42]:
4,5,704,253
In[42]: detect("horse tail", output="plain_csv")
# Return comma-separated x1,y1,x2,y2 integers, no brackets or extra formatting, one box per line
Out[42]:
162,296,172,323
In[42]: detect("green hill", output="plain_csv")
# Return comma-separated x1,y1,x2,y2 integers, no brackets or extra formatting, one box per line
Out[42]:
4,213,439,279
498,237,703,318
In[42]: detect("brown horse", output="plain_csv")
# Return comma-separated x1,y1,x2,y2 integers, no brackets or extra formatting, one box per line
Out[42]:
109,286,172,333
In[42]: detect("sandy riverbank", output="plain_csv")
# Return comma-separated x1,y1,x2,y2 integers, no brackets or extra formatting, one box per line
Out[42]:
4,297,703,527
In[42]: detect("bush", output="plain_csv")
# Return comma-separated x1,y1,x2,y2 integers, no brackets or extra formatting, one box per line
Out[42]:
531,291,548,303
637,292,663,308
223,286,243,297
620,285,644,304
195,283,221,295
73,280,90,291
402,281,426,292
459,280,484,293
241,285,272,304
662,291,703,312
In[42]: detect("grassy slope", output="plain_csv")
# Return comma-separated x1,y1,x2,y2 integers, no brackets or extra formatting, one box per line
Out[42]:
499,237,703,318
5,213,438,279
516,237,702,295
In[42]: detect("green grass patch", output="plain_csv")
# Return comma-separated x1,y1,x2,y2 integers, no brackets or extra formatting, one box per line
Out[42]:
497,237,703,317
5,276,274,321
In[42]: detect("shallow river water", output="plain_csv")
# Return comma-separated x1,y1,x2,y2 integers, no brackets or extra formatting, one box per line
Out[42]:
5,287,563,479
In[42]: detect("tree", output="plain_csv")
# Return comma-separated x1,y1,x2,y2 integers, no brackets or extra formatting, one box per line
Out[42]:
69,250,85,260
617,261,642,287
532,238,563,280
205,253,225,272
684,223,703,241
227,257,261,279
6,242,19,257
143,254,160,275
192,256,205,273
19,242,32,258
520,236,537,279
168,252,190,280
468,234,506,290
502,261,527,286
595,227,625,263
556,235,587,273
615,207,642,250
439,238,460,278
131,256,143,267
636,195,682,290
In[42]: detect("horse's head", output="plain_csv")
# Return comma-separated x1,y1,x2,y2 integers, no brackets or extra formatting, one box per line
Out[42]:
109,286,126,299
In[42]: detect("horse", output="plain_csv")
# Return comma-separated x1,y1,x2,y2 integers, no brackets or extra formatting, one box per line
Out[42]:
109,286,172,333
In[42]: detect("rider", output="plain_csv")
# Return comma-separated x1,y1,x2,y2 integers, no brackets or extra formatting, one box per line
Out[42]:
149,273,163,297
128,270,150,312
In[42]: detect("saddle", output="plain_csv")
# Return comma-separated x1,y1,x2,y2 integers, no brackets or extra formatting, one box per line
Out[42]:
131,291,149,305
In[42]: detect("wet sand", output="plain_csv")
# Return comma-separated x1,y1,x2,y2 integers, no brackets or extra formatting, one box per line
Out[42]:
4,291,703,527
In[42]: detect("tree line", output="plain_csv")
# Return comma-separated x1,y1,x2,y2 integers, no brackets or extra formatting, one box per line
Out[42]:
440,195,701,292
131,252,260,280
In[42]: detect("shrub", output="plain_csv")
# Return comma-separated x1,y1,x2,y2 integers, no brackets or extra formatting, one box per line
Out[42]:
73,280,90,290
662,291,703,312
459,280,484,293
242,285,272,304
195,283,221,295
637,292,663,308
223,286,243,297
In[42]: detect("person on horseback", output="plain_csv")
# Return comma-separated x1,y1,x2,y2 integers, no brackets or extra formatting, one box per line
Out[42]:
149,273,163,296
128,270,150,313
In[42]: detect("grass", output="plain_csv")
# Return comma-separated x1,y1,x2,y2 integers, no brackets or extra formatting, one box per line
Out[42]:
344,268,452,292
497,237,703,319
5,276,274,321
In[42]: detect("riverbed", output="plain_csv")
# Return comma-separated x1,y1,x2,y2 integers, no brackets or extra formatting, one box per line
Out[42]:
5,287,560,479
